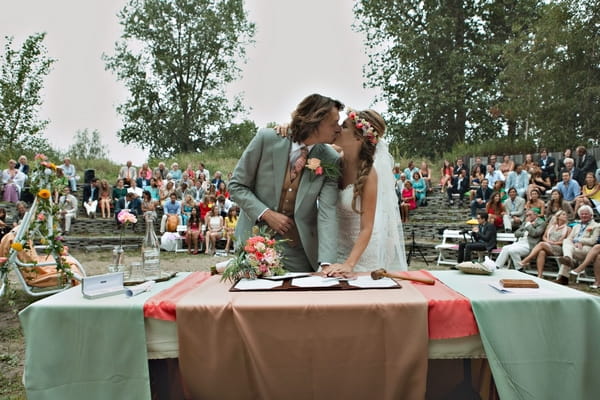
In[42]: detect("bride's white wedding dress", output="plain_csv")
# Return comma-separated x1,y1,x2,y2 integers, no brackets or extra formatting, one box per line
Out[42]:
335,140,408,272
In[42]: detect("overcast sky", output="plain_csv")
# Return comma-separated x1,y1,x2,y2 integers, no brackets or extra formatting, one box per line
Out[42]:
1,0,380,165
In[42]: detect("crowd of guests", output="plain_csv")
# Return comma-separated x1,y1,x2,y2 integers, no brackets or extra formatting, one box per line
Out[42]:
434,146,600,289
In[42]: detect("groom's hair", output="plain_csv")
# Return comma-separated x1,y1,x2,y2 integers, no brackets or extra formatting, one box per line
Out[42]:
289,94,344,143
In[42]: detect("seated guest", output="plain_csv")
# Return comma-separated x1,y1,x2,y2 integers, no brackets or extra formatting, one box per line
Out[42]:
204,206,224,256
16,155,29,176
98,179,113,219
59,157,78,192
575,146,597,176
211,170,224,188
522,153,537,174
215,194,233,218
136,174,151,190
184,163,196,180
403,160,419,181
395,173,407,199
82,178,100,218
555,170,581,202
199,195,215,221
196,162,210,182
557,148,572,172
566,244,600,288
446,168,469,206
115,192,142,230
487,154,500,170
138,162,153,182
160,193,182,233
58,187,78,234
537,148,556,183
392,164,401,180
545,189,574,222
127,179,144,198
554,205,600,285
185,207,203,255
146,178,161,203
153,162,169,181
13,201,28,227
411,172,427,206
492,180,507,202
223,207,238,254
2,159,26,203
470,157,486,185
216,181,230,199
191,178,206,203
559,157,584,187
519,210,570,277
457,212,497,263
418,161,432,192
159,180,176,205
486,191,506,229
141,190,157,221
169,163,183,182
505,163,529,198
118,160,137,187
573,172,600,215
502,188,526,232
496,208,546,268
499,154,515,177
525,188,546,216
527,168,552,198
399,180,416,223
439,160,453,192
112,178,128,204
484,163,504,188
0,207,11,241
469,179,492,218
181,194,196,225
453,158,467,179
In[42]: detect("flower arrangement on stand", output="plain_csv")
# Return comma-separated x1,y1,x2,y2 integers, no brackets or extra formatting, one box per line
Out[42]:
221,226,287,282
7,154,72,283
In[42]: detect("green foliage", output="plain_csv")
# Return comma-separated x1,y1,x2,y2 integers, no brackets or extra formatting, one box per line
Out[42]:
215,119,257,153
103,0,256,158
498,0,600,148
67,129,109,160
0,33,55,151
354,0,544,157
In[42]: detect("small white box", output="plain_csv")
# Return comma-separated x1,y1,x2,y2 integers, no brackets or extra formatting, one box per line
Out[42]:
82,272,125,299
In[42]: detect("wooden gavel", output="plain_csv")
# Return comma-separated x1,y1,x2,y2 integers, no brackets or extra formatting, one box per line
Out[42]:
371,268,435,285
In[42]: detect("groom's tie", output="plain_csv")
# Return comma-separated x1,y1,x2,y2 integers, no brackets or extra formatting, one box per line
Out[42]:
290,146,308,182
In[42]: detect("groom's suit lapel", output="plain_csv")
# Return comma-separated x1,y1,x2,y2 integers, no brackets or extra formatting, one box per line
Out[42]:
272,136,292,208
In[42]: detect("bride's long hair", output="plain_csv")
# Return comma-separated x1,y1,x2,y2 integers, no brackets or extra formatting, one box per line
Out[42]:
351,110,386,213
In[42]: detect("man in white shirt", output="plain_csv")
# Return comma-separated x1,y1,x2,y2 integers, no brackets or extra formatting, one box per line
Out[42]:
502,187,526,232
484,164,504,188
58,187,78,233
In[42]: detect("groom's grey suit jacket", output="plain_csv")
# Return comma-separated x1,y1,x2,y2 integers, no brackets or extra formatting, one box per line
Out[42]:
229,128,340,271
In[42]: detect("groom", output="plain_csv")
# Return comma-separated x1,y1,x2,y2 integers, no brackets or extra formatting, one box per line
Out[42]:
229,94,342,272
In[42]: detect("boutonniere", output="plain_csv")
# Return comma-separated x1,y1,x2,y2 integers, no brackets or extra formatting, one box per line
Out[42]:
305,158,340,180
586,227,593,233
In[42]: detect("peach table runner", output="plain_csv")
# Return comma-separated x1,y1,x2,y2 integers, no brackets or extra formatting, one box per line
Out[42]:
404,270,479,339
175,275,429,400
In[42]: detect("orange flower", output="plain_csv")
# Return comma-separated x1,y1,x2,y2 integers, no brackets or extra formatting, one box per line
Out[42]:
38,189,51,199
11,242,24,252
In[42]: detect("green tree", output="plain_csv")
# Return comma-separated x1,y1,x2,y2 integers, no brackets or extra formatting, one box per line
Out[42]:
104,0,255,158
67,128,109,160
354,0,541,157
0,33,55,151
216,119,257,154
498,0,600,149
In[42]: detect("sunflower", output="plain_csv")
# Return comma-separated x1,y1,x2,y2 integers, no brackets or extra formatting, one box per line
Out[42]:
37,189,51,199
11,242,24,252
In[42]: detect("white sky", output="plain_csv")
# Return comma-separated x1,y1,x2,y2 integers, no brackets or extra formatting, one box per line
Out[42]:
1,0,380,165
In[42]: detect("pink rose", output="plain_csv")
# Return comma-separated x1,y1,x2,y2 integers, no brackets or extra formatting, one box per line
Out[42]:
315,166,323,175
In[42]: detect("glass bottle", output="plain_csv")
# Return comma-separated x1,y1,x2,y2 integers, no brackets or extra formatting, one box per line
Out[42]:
142,214,161,279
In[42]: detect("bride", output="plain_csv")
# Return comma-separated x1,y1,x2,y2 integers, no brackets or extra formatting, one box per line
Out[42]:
322,109,407,276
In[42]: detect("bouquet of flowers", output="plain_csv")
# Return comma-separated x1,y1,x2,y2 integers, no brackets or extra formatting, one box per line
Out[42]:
116,209,137,246
221,226,286,282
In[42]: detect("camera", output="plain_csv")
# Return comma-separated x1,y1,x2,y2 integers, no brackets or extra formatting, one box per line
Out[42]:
459,228,471,235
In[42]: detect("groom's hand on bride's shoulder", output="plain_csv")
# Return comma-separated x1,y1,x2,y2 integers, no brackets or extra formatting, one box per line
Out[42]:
274,124,290,137
262,209,295,235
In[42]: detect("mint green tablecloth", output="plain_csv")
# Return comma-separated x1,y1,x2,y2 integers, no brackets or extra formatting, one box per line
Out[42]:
432,270,600,400
19,273,189,400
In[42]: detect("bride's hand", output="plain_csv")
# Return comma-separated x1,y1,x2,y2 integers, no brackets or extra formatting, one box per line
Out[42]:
274,123,290,137
323,263,355,278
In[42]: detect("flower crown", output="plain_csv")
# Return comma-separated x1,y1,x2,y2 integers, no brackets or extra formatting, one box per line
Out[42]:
346,108,379,145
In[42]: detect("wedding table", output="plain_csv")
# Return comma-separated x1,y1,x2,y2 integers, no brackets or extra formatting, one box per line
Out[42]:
23,269,597,399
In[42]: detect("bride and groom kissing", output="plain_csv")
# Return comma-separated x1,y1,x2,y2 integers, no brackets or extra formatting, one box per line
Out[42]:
229,93,407,277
